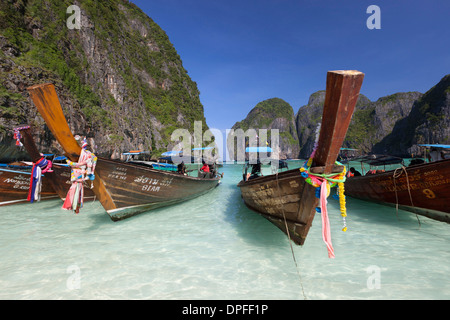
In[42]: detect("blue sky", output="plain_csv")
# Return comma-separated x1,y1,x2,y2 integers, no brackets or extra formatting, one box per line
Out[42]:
133,0,450,133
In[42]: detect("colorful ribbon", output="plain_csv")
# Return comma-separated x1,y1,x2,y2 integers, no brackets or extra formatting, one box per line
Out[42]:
27,157,52,203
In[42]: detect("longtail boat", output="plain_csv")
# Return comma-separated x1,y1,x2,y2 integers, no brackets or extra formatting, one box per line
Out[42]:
0,165,58,206
237,70,364,253
344,147,450,223
16,126,96,203
26,83,221,221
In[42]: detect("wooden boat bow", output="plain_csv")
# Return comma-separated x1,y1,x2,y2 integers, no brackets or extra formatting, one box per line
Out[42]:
26,83,220,220
313,70,364,172
27,83,117,211
238,70,364,248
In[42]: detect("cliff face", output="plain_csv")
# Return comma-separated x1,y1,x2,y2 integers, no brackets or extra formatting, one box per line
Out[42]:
229,98,299,159
296,91,373,158
0,0,207,162
233,74,448,160
296,90,423,158
343,91,422,155
373,74,450,156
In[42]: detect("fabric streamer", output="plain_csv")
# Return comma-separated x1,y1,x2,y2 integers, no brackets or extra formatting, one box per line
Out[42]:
13,125,30,147
300,165,346,258
62,139,96,214
298,122,348,258
27,156,53,203
320,181,335,258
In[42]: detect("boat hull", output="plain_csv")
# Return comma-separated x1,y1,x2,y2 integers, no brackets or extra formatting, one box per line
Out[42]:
238,168,317,245
345,159,450,223
94,158,220,221
49,164,97,202
0,168,58,206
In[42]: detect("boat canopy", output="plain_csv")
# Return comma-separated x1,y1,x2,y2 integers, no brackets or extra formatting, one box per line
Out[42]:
122,150,150,155
245,147,273,153
418,144,450,149
161,150,182,156
53,156,67,161
162,147,213,156
192,147,214,151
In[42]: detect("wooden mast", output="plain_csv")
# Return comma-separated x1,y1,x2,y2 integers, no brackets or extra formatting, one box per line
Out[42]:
27,83,116,211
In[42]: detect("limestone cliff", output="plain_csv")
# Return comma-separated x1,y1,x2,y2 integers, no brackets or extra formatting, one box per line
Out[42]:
295,91,373,158
0,0,207,162
373,74,450,156
229,98,299,159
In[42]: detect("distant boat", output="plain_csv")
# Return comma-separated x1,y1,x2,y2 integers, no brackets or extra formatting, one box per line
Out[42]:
0,163,58,206
26,83,221,221
344,145,450,223
237,70,364,253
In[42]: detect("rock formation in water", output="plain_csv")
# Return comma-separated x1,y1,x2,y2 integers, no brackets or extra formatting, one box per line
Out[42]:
232,74,449,159
229,98,299,160
373,74,450,156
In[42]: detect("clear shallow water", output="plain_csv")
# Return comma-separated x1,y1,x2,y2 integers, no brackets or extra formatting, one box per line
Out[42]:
0,163,449,300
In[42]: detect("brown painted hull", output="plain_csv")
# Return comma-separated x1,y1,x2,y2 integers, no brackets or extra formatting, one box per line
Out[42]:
49,164,97,202
238,70,364,245
238,169,316,245
0,168,58,206
94,158,220,221
345,159,450,223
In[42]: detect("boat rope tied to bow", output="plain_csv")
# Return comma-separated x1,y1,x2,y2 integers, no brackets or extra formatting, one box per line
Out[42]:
62,137,97,213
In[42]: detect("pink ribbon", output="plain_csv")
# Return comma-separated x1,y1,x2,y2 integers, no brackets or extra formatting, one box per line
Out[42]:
320,182,335,258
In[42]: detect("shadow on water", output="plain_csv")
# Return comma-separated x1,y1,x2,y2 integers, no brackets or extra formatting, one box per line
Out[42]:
222,182,290,248
346,196,433,230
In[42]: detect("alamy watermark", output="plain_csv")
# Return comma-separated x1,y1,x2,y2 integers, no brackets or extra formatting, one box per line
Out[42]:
66,5,81,30
66,264,81,290
366,5,381,30
170,121,280,167
366,265,381,289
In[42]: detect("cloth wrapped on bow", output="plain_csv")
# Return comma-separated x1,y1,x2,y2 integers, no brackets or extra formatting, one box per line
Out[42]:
62,137,97,213
27,155,53,203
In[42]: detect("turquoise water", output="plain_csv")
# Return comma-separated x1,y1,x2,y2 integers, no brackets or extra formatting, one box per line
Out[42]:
0,163,449,300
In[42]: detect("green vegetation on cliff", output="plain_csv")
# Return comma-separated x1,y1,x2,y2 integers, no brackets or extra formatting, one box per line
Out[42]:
230,98,299,159
0,0,208,158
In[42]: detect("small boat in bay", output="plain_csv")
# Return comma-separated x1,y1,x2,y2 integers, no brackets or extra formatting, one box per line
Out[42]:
237,70,364,256
26,83,221,221
344,145,450,223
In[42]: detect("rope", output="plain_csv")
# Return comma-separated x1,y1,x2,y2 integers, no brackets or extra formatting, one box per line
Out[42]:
275,172,307,300
392,166,421,227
